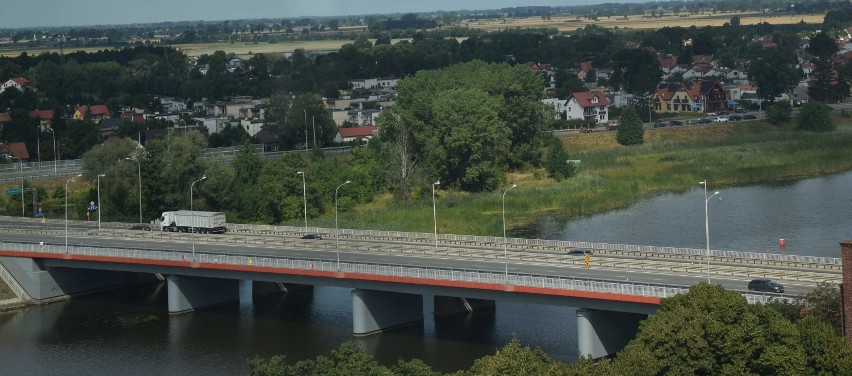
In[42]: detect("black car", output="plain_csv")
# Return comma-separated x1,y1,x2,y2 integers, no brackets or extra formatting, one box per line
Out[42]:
729,115,743,121
567,249,593,256
653,122,666,128
743,114,757,120
748,279,784,293
669,120,683,127
129,224,151,231
735,107,749,113
697,118,712,124
301,234,322,239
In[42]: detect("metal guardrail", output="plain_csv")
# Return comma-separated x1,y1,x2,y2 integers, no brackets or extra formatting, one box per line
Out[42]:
228,223,841,266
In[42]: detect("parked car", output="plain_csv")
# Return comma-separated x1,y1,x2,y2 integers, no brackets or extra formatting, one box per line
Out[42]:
129,224,151,231
706,112,718,116
729,115,743,121
606,124,617,131
743,114,757,120
718,111,729,115
301,234,322,240
669,120,683,127
714,116,729,122
567,249,593,256
748,279,784,293
697,118,712,124
653,121,666,128
735,107,749,113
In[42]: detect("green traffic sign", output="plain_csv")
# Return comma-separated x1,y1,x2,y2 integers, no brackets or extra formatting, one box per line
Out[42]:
4,188,21,195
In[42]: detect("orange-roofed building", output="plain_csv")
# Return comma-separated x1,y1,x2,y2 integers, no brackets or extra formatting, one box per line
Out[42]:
566,91,611,124
334,125,377,143
72,105,112,123
0,77,34,94
0,142,30,161
29,109,55,130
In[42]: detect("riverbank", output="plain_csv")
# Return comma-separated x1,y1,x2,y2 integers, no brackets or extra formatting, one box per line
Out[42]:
322,118,852,237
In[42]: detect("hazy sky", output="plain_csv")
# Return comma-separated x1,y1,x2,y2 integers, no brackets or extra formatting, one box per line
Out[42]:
0,1,638,29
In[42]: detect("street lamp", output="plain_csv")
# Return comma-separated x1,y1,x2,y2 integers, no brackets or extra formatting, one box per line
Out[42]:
65,174,82,252
335,180,351,271
190,175,206,261
432,181,440,249
502,184,517,282
699,180,720,283
125,157,142,224
297,171,307,232
10,156,23,216
96,174,105,229
47,128,56,173
303,110,308,150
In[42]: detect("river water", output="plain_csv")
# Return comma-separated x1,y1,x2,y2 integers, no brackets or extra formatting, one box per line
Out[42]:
1,171,850,374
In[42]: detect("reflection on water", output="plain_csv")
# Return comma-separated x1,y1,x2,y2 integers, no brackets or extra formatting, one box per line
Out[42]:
522,171,852,257
0,284,579,374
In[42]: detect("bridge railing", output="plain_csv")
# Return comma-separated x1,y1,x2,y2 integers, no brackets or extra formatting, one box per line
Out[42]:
0,240,792,304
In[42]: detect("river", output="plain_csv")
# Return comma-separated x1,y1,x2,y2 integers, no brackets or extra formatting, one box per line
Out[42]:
1,170,850,374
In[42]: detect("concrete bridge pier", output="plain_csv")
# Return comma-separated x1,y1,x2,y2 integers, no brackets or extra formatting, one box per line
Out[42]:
433,296,495,318
576,308,646,359
352,289,423,336
166,275,248,315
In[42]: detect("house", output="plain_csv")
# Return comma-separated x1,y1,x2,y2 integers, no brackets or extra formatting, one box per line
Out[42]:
657,55,679,74
652,80,728,113
0,142,30,161
72,105,112,123
566,92,610,124
98,118,126,139
254,128,279,152
349,77,400,90
541,98,568,120
29,109,55,130
334,125,377,143
0,77,34,94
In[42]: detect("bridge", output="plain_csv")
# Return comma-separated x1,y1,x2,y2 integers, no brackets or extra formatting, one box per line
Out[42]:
0,216,841,358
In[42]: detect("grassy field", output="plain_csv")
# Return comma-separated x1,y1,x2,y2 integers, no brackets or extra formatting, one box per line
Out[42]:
467,11,826,32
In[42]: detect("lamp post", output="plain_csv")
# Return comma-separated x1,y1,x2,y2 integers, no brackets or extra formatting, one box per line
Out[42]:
297,171,307,232
303,110,308,150
125,157,142,224
432,181,440,249
47,128,56,173
699,180,720,283
65,174,81,252
190,175,207,260
96,174,105,229
335,180,351,271
502,184,517,282
35,125,40,170
10,156,23,216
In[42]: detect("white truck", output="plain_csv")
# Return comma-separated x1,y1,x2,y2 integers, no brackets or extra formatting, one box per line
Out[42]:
159,210,227,233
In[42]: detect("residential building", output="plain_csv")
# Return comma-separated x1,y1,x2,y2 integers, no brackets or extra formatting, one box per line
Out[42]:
651,80,728,113
240,118,265,137
0,142,30,161
72,105,112,123
566,91,610,124
334,125,377,143
0,77,34,94
541,98,568,120
29,109,54,130
349,77,400,90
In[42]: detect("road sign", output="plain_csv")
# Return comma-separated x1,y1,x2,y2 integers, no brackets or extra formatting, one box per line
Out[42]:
87,205,98,211
4,188,21,195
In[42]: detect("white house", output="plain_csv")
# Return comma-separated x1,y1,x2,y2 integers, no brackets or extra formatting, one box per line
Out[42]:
566,91,610,124
541,98,568,120
334,125,377,143
0,77,33,94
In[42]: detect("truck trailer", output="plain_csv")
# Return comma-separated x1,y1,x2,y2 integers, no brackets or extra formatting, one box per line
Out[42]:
159,210,227,233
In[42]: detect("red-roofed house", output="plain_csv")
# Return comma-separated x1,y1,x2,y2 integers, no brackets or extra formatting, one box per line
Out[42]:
0,77,34,94
658,54,679,74
29,109,55,130
566,91,610,124
652,80,728,113
0,142,30,161
72,105,112,123
334,125,377,143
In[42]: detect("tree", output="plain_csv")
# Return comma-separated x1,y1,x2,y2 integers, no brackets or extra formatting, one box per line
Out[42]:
808,33,839,60
462,337,569,375
797,101,835,132
766,101,793,125
747,47,803,103
544,137,578,181
616,107,644,146
608,48,662,96
614,283,808,375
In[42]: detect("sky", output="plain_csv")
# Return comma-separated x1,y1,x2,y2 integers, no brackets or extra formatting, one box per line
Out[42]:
0,0,641,29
